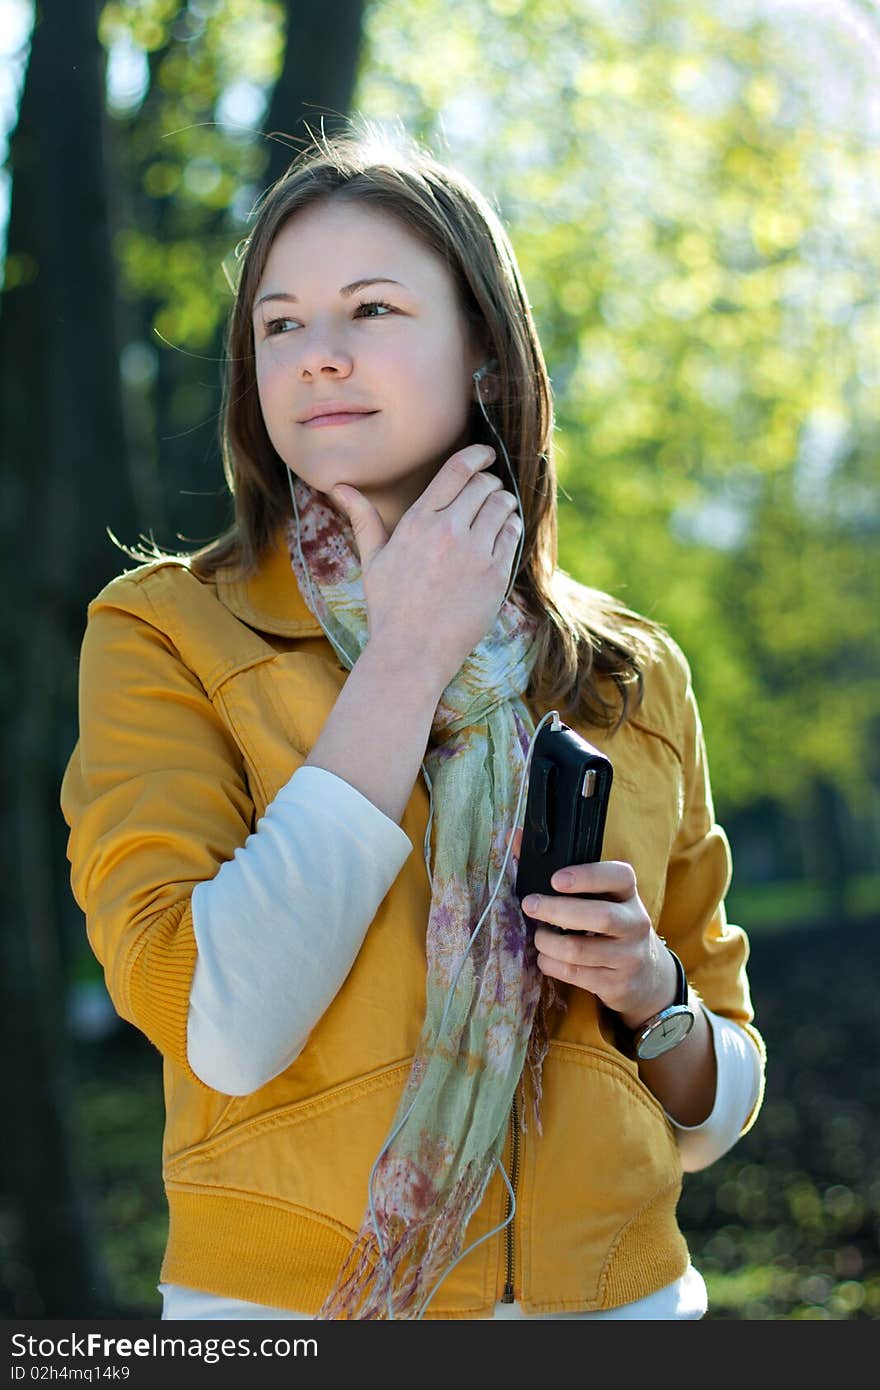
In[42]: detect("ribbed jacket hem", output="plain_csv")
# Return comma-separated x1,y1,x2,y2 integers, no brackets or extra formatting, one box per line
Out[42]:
160,1187,691,1319
160,1190,354,1318
161,1188,498,1319
597,1191,691,1312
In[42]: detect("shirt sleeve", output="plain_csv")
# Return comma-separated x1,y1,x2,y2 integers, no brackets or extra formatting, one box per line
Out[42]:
668,1008,764,1172
188,766,412,1094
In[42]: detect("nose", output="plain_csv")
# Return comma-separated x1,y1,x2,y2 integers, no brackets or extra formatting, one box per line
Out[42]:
296,334,353,380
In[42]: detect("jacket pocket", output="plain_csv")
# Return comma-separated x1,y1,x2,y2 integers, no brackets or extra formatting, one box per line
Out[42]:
164,1059,412,1232
213,650,346,812
523,1043,682,1305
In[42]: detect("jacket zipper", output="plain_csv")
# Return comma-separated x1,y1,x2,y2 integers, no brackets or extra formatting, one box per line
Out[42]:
501,1092,521,1302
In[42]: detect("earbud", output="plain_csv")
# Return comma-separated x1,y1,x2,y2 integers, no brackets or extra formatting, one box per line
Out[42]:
473,358,498,383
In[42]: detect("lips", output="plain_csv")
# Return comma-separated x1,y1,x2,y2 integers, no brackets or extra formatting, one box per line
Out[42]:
298,403,377,424
301,411,377,428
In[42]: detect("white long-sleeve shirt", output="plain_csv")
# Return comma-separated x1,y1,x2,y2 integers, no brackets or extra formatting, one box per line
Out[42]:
165,766,761,1321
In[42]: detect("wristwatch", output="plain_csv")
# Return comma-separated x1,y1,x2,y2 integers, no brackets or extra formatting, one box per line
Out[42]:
632,949,695,1060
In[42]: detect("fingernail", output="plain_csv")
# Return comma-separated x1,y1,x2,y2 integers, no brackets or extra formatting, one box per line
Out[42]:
523,895,540,912
553,870,574,889
471,445,495,465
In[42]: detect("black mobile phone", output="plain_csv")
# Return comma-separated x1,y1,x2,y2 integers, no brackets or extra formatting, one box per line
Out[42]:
514,718,613,927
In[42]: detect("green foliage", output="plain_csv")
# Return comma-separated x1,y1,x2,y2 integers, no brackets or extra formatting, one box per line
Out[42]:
727,870,880,931
99,0,181,56
100,0,284,349
357,0,880,830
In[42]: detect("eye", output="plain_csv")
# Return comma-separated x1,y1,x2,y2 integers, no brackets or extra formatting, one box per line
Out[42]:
355,299,395,318
263,317,296,336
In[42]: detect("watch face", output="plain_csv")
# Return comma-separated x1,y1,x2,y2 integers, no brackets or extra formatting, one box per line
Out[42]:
636,1007,695,1060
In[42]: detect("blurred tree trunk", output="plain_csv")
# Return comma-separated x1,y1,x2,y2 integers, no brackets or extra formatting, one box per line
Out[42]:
262,0,367,188
108,36,175,547
0,0,138,1315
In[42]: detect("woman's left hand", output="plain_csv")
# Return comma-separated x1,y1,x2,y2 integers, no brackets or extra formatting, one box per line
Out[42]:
508,828,677,1029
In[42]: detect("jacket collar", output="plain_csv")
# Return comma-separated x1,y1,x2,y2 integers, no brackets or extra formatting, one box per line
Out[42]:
215,524,324,637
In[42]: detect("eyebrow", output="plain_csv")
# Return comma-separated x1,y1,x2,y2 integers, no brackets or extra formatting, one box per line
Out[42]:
253,278,408,313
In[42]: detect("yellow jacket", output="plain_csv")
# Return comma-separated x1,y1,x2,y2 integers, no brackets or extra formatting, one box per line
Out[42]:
60,525,765,1318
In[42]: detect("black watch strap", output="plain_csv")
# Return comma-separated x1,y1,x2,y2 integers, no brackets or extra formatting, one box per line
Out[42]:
666,948,687,1007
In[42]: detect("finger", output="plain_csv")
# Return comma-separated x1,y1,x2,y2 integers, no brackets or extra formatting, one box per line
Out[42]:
547,859,637,902
466,487,516,546
330,485,389,568
417,444,496,513
446,471,508,531
521,891,616,935
533,924,610,963
535,951,613,993
492,511,523,563
469,481,517,535
532,926,614,982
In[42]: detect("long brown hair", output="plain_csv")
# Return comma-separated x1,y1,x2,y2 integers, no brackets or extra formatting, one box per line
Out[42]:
122,119,666,730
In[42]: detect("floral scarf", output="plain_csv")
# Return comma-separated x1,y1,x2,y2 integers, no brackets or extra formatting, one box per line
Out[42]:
286,476,549,1320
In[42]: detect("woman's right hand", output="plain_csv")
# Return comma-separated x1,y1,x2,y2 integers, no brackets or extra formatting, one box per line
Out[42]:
330,444,522,688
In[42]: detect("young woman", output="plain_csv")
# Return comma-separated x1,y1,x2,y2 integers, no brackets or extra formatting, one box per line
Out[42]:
60,124,765,1321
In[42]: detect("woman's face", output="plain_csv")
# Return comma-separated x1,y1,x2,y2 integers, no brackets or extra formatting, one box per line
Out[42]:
252,199,486,534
